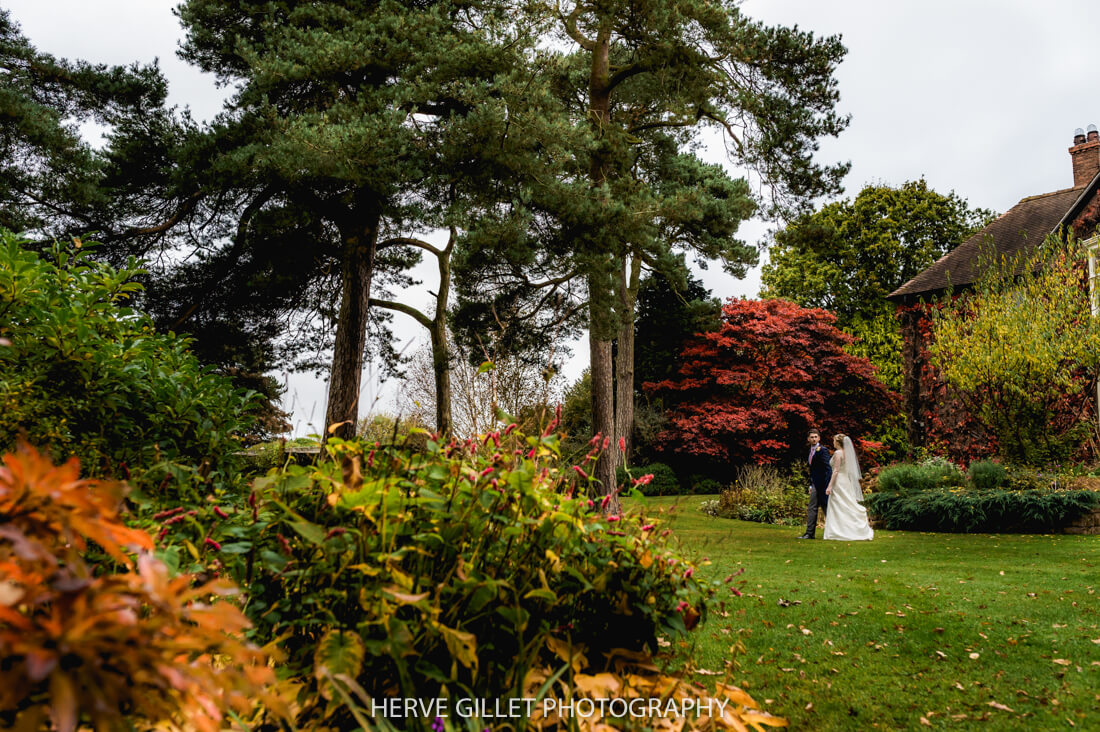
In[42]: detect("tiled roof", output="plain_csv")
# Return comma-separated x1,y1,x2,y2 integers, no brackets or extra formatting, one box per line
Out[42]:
887,186,1085,301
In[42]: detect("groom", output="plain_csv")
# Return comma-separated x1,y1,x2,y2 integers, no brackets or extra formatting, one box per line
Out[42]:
798,429,831,539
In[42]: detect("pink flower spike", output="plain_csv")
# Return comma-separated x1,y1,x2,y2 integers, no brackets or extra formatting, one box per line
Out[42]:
480,466,494,477
589,433,601,446
572,465,589,480
618,436,626,452
504,423,518,435
640,524,655,531
601,494,612,509
527,448,536,459
213,506,229,519
602,436,610,450
684,567,694,579
675,600,689,613
633,473,654,486
587,499,595,508
607,514,620,522
730,587,743,597
204,537,222,551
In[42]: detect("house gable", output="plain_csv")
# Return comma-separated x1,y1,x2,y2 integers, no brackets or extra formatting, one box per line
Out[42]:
889,126,1100,304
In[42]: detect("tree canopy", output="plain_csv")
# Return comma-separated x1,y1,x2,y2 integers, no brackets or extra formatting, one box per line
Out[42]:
0,9,166,239
646,298,898,470
930,235,1100,465
761,179,994,325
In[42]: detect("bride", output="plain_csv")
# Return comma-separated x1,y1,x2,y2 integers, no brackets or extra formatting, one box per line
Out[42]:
823,434,874,541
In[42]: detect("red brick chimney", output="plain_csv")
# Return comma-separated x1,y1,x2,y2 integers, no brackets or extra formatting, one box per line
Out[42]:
1070,124,1100,187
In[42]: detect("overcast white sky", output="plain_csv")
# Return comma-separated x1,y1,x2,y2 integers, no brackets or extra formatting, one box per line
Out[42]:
5,1,1099,435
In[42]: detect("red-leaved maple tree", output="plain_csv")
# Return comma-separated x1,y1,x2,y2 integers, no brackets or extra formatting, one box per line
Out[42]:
645,298,899,467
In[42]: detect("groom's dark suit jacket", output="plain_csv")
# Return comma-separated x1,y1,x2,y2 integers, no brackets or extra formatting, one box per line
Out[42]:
809,445,832,497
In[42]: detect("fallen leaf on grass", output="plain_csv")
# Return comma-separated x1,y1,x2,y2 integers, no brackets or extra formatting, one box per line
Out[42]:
969,653,980,659
919,717,931,726
987,701,1014,712
1053,659,1071,666
694,668,720,676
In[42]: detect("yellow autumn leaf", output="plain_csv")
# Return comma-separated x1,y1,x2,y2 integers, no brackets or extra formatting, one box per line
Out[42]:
381,586,429,604
432,622,478,673
573,672,621,697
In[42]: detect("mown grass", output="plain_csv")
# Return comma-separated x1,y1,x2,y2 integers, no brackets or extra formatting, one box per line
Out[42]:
629,495,1100,730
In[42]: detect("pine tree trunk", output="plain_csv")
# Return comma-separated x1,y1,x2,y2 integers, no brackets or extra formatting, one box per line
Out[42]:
324,214,380,441
620,265,638,464
431,235,454,435
428,324,451,435
589,301,618,508
585,25,620,511
615,256,640,467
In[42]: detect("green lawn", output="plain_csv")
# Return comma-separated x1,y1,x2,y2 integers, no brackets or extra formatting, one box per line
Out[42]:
630,496,1100,730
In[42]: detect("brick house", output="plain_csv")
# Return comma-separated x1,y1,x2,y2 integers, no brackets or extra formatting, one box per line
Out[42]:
887,125,1100,455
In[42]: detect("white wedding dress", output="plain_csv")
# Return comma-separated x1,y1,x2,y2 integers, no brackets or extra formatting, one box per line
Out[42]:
823,441,874,541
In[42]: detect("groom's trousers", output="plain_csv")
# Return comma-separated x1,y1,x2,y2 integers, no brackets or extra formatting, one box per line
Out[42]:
805,484,828,536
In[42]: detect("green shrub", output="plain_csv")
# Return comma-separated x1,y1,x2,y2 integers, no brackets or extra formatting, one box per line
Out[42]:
968,459,1008,491
877,460,965,493
920,456,966,486
864,487,1099,533
702,465,805,525
0,233,255,479
216,429,714,728
1005,465,1053,492
617,461,681,495
699,498,721,517
713,486,805,525
692,476,724,495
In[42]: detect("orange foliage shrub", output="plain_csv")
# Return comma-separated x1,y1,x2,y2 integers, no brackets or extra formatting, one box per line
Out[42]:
0,445,278,732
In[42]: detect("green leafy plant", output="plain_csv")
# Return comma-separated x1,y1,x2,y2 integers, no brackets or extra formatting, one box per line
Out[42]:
225,427,719,729
0,232,255,479
876,460,965,493
930,234,1100,465
968,459,1008,491
705,466,806,525
864,486,1099,533
617,462,680,496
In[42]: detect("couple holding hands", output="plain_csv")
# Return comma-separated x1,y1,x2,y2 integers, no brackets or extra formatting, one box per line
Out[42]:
798,429,873,541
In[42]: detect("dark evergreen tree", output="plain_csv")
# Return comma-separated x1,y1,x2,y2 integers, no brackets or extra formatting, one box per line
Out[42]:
458,1,850,500
165,0,547,440
0,9,166,238
633,269,721,391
